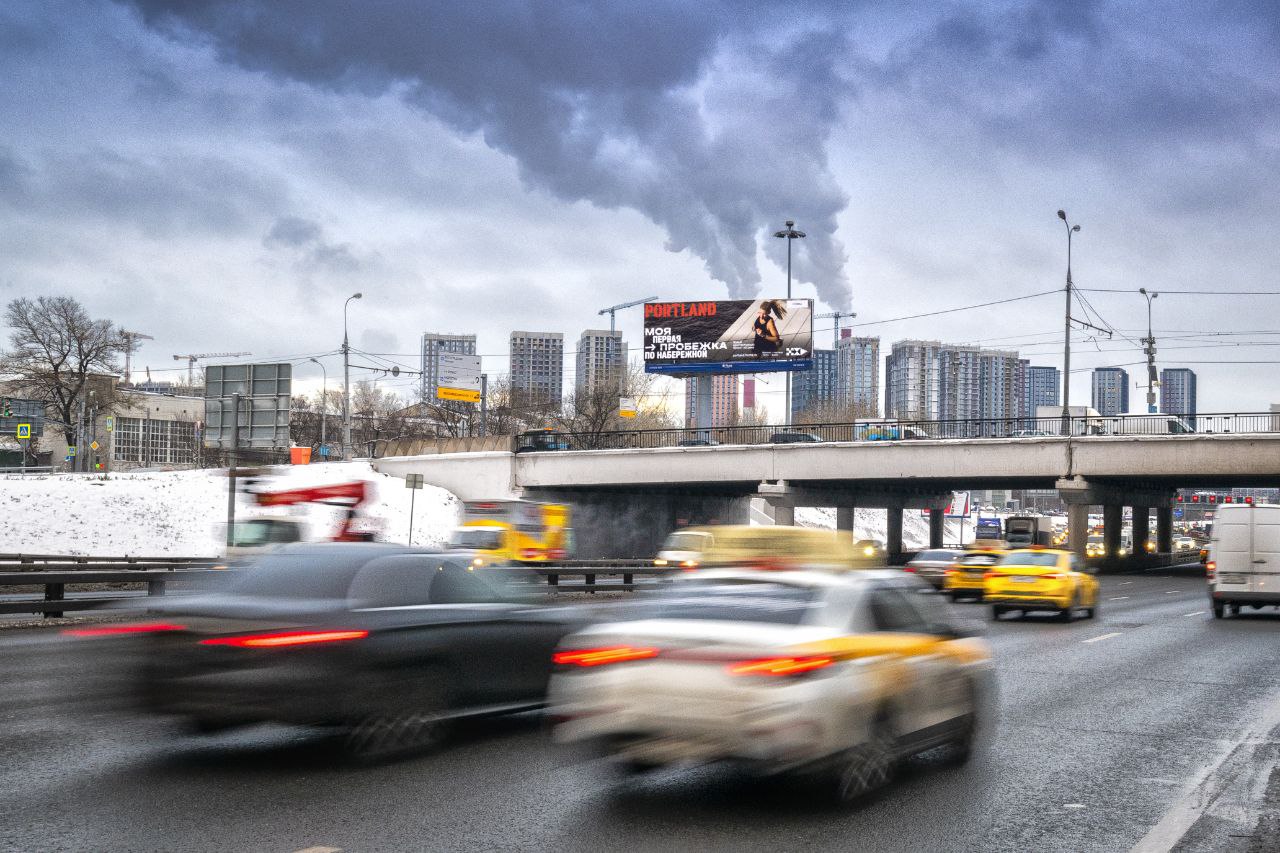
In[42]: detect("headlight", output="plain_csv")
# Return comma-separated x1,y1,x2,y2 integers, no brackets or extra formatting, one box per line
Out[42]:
863,547,875,557
654,558,668,566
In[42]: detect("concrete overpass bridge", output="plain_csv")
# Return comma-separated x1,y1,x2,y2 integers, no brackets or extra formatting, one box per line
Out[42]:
374,432,1280,560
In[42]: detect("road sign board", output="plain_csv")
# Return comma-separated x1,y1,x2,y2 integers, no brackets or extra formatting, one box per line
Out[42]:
405,473,424,489
105,416,114,432
15,423,30,439
436,353,482,403
619,397,637,418
318,445,330,457
67,445,77,457
89,440,100,451
945,491,971,518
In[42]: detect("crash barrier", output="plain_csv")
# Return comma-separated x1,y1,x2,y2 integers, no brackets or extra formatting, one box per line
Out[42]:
0,467,56,475
0,568,227,617
532,561,683,592
0,554,215,565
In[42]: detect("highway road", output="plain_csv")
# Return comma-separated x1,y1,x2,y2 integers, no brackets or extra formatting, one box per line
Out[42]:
0,568,1276,853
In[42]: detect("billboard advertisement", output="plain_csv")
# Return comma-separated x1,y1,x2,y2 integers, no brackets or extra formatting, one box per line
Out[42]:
643,299,813,375
436,352,482,403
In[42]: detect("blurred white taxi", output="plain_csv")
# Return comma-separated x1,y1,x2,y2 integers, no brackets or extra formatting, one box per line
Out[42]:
549,569,993,802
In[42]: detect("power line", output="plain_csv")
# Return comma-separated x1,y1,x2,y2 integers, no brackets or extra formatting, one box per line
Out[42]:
848,289,1059,328
1077,288,1280,295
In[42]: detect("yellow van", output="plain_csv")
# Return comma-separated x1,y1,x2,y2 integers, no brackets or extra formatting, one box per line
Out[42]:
657,525,883,571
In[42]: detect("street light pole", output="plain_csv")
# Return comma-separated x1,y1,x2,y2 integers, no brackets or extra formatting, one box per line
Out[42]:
342,292,362,458
309,357,327,455
1056,210,1081,435
1139,287,1159,413
772,219,806,427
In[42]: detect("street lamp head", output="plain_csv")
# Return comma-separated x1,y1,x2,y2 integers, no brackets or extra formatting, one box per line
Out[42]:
1057,209,1067,221
1071,224,1080,232
351,292,363,300
785,220,794,228
1139,287,1147,295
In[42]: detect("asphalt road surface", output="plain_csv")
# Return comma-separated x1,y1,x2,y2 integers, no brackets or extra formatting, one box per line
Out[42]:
1,568,1277,853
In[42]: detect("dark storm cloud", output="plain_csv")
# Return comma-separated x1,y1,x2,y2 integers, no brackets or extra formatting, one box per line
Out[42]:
263,216,322,249
123,0,856,306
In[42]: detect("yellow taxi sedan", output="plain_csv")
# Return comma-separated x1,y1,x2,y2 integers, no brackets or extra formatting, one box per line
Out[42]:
984,548,1099,622
943,548,1006,602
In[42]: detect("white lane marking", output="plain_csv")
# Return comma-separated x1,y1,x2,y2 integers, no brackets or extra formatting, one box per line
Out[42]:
1130,687,1280,852
1183,611,1206,617
1120,581,1134,585
1082,632,1122,644
1063,803,1087,809
293,848,342,853
1110,596,1130,600
1165,591,1178,594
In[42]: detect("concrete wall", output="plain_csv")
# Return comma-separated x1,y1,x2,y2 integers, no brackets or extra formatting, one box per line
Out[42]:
379,435,513,457
528,490,750,558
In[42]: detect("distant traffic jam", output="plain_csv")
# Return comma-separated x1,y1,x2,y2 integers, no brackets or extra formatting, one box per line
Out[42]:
61,486,1275,807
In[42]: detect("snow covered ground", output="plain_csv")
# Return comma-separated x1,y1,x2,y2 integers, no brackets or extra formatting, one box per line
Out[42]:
794,506,978,548
0,462,460,557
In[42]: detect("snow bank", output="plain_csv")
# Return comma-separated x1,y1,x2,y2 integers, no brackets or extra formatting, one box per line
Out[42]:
0,462,460,557
795,506,978,548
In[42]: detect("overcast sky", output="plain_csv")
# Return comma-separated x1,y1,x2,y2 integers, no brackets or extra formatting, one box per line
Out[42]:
2,0,1278,414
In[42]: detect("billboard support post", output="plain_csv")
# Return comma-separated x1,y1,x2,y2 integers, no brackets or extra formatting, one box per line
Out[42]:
773,220,806,427
225,393,239,549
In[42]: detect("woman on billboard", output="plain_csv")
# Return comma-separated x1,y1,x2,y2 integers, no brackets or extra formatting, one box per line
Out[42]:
752,300,786,356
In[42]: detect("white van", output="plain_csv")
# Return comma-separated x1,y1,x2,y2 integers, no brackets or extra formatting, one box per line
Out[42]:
1207,503,1280,618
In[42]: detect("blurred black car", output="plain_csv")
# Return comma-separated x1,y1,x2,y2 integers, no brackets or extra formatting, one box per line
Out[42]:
769,431,823,444
118,543,584,758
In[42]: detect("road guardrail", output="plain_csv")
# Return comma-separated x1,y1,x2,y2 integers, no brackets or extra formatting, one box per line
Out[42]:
0,568,228,617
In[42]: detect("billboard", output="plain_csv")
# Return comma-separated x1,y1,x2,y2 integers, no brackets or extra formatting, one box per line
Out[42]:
643,299,813,375
945,491,971,518
203,363,292,449
436,352,482,403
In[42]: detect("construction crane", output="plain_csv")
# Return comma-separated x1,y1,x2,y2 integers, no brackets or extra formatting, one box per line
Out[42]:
816,311,857,347
120,330,154,386
598,296,660,333
172,351,252,388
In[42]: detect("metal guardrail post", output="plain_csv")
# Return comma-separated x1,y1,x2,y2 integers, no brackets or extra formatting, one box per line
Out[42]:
45,582,64,619
148,579,166,597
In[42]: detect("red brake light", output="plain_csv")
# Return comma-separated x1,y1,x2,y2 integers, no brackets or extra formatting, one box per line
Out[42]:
729,656,834,677
520,548,541,560
902,566,916,572
1206,560,1216,579
984,571,1005,579
553,646,659,667
63,622,186,637
199,629,369,648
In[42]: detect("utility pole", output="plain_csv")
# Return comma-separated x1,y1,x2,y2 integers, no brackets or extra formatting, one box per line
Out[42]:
225,393,240,548
479,373,488,437
1057,210,1081,435
773,219,806,427
1139,288,1159,413
342,292,363,458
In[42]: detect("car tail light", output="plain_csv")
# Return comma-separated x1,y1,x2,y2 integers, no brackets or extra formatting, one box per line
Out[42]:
200,629,369,648
63,622,187,637
944,569,957,576
1041,573,1064,580
520,548,542,560
553,646,659,667
984,571,1006,579
1206,561,1216,580
729,656,834,677
903,566,916,573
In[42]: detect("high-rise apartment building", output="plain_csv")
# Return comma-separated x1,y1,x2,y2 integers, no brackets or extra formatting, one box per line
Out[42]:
884,341,1021,422
837,335,881,416
420,333,477,402
509,331,564,409
1160,368,1197,420
685,374,739,428
1021,362,1060,422
1091,367,1130,415
575,329,625,398
791,349,838,420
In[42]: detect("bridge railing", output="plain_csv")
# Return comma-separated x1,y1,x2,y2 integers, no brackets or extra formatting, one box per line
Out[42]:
511,412,1280,453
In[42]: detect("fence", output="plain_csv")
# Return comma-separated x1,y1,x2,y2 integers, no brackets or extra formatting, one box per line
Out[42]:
507,411,1280,453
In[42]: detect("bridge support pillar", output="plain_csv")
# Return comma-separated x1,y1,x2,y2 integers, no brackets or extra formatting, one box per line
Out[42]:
929,506,946,549
1132,507,1150,555
1067,504,1090,557
773,504,795,526
1103,504,1123,561
886,504,904,566
1157,506,1174,553
836,506,854,534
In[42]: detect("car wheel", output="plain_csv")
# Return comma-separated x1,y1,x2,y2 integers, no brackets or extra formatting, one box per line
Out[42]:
1085,597,1099,619
1057,594,1077,622
1212,601,1225,619
833,722,897,803
941,683,979,766
343,673,450,761
991,605,1006,620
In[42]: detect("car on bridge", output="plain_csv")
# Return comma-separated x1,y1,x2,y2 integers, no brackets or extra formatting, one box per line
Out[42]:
92,543,587,760
549,568,992,802
769,431,823,444
985,548,1099,621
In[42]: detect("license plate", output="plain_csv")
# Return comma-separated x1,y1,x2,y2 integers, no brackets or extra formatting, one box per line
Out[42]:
1219,574,1247,584
1013,576,1039,583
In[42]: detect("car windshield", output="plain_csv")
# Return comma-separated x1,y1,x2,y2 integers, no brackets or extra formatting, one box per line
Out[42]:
959,553,1000,566
648,581,821,625
449,528,504,550
229,519,300,547
997,552,1061,567
911,550,953,562
227,550,373,599
664,532,710,552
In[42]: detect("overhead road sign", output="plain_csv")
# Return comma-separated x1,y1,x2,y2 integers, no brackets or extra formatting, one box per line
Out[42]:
436,353,482,403
643,299,813,376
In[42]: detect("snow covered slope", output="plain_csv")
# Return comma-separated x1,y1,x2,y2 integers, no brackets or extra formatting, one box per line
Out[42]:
0,462,460,557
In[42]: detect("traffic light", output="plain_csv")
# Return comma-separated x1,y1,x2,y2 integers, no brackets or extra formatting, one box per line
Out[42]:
1176,494,1184,502
1208,494,1217,504
1246,496,1254,504
1191,494,1200,503
1225,495,1234,504
1,398,11,418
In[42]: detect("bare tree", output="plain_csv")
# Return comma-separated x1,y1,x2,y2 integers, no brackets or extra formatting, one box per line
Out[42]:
793,398,878,425
557,366,677,446
0,296,129,445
